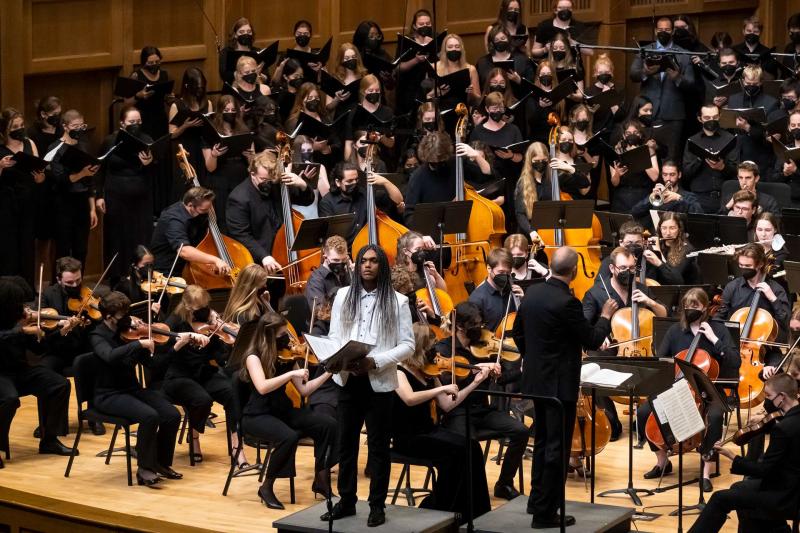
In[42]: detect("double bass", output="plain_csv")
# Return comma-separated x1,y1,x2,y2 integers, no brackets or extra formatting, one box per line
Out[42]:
730,288,777,408
352,130,408,265
443,103,505,303
609,253,655,357
177,145,253,289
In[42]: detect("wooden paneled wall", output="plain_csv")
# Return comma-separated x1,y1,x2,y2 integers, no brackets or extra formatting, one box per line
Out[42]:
0,0,789,276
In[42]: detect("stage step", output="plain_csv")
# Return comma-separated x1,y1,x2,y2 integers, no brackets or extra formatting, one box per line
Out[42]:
461,497,634,533
273,500,457,533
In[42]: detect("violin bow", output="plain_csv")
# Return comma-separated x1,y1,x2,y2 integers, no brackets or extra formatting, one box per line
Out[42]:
76,252,118,316
495,290,515,366
36,263,44,342
157,243,184,306
304,297,318,373
147,264,153,350
450,309,457,382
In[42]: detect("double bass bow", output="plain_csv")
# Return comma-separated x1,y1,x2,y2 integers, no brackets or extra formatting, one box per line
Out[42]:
177,144,253,289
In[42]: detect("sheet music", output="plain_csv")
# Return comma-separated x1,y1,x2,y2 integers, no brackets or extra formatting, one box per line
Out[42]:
654,379,706,443
303,334,339,362
580,362,632,387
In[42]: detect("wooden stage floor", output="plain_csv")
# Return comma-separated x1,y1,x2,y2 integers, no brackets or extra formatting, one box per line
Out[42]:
0,392,744,532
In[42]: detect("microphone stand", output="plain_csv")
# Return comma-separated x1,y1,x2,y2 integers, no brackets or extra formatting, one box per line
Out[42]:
323,445,334,533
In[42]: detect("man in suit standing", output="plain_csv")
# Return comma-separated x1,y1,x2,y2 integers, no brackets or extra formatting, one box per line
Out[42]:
512,247,618,528
630,16,695,160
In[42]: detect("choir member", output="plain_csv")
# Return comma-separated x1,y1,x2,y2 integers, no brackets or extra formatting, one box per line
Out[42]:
484,0,528,55
609,119,659,213
218,18,259,85
324,43,365,118
168,68,213,187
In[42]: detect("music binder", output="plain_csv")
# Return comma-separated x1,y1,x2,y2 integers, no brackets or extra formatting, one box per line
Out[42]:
431,67,471,97
615,144,653,174
286,37,333,67
523,77,577,106
114,76,174,99
350,106,394,135
719,106,767,129
362,49,411,78
295,111,350,140
304,334,374,374
771,139,800,162
487,140,531,154
223,41,279,74
687,137,736,162
199,115,255,154
58,143,118,173
583,88,622,110
649,378,706,446
169,107,205,126
710,80,742,99
398,32,448,60
115,129,171,161
11,151,48,174
319,70,362,100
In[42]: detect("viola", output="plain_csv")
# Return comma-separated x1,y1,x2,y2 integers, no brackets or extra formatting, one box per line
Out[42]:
701,411,782,461
191,312,239,345
470,329,520,362
120,320,184,345
422,354,480,381
730,288,778,408
67,286,102,321
140,271,187,295
414,262,453,339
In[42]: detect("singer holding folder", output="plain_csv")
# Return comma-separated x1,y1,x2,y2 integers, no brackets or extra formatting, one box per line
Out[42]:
321,244,414,527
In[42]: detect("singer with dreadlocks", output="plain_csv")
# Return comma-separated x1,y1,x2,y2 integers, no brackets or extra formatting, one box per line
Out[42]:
320,244,414,527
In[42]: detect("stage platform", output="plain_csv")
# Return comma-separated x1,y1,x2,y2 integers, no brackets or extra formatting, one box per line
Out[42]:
462,497,634,533
273,500,456,533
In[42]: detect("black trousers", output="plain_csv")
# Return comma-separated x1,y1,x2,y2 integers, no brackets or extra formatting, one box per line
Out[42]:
337,376,393,509
687,479,792,533
529,399,577,519
394,427,492,522
596,396,622,436
95,388,180,471
243,407,337,480
637,400,724,455
162,371,234,433
53,191,91,267
0,366,70,451
444,404,529,487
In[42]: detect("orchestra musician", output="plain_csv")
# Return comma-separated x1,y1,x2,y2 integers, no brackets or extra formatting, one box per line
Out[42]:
394,231,444,292
113,245,164,321
505,233,549,280
468,248,524,332
631,159,703,224
303,235,352,309
753,212,788,274
513,246,618,528
222,263,273,327
720,161,780,217
727,189,758,235
644,213,698,285
592,221,655,287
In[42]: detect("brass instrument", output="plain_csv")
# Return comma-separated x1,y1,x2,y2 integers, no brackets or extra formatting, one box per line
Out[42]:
649,181,674,208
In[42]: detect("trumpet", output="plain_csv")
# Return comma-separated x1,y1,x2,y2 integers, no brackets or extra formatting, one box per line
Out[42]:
649,182,674,207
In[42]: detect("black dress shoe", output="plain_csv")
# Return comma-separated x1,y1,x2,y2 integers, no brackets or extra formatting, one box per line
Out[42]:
320,502,357,521
258,483,285,510
32,426,41,439
532,514,575,528
701,477,713,492
643,461,672,480
494,483,520,500
156,466,183,479
136,469,161,487
367,506,385,527
89,422,106,436
39,439,74,456
634,439,646,449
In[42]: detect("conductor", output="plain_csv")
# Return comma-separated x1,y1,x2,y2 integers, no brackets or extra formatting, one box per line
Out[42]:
512,247,618,528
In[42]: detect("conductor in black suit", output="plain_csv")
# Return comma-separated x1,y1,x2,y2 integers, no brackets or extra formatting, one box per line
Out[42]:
512,247,618,529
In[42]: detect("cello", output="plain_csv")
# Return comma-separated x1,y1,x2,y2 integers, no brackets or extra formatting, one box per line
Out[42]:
177,145,253,289
352,130,408,265
443,103,506,304
609,252,655,357
414,261,454,339
270,131,316,294
730,288,777,409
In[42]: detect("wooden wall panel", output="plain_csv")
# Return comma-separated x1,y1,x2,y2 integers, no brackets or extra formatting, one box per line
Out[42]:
132,0,205,49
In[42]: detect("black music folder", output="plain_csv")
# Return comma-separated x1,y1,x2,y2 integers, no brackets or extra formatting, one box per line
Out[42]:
351,106,394,135
304,335,374,374
223,41,279,73
398,32,448,60
115,130,171,161
711,80,742,98
199,115,255,153
114,76,174,99
286,37,333,66
687,137,736,161
488,140,531,154
431,67,471,97
58,143,117,173
720,107,767,129
584,88,623,110
766,115,790,138
363,49,411,78
616,145,653,174
11,151,48,174
319,70,362,100
294,111,349,140
524,77,577,106
772,139,800,162
169,107,205,126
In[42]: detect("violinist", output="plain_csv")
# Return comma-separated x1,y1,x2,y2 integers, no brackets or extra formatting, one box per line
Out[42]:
150,187,231,277
162,285,244,468
638,289,738,491
391,266,439,326
304,235,351,310
512,247,617,528
469,248,524,332
229,311,335,509
435,301,529,502
505,233,549,280
688,374,800,533
644,213,698,285
714,243,790,379
393,322,492,522
89,291,204,486
0,276,73,468
113,245,164,321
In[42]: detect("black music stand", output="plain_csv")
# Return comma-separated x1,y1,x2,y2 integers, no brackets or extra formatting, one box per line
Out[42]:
531,200,595,238
291,213,356,252
648,285,713,315
695,253,737,287
781,208,800,235
594,211,633,246
585,356,674,506
783,235,800,262
652,317,679,356
685,213,748,250
783,261,800,294
412,201,473,273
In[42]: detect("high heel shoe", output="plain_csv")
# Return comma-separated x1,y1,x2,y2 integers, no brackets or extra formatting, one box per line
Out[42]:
258,479,284,510
136,470,160,488
311,469,334,499
190,437,203,463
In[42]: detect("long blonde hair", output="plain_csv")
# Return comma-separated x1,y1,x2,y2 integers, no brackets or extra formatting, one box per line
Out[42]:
519,141,548,219
438,34,468,73
223,264,270,325
173,285,210,324
407,322,436,371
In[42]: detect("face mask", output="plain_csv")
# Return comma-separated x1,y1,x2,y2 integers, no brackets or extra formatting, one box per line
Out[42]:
684,308,703,324
673,27,691,46
8,128,25,141
512,256,526,269
791,128,800,141
300,150,314,162
532,160,548,173
416,26,433,38
356,145,368,158
305,99,320,112
783,98,796,111
493,273,510,290
465,326,483,344
506,10,519,22
743,85,760,98
295,34,311,47
493,41,510,53
626,133,643,146
615,269,633,287
638,114,653,127
410,250,427,266
574,120,589,131
46,114,61,127
764,397,779,414
328,262,348,278
744,33,760,46
261,112,278,126
193,307,211,323
552,50,566,62
222,111,237,124
242,72,258,84
366,37,381,51
342,182,358,195
125,124,141,137
422,121,436,132
68,128,85,140
289,77,304,89
365,92,381,104
597,73,612,85
488,110,505,122
539,75,553,87
656,31,672,46
557,9,572,21
740,266,758,280
404,165,418,174
558,141,573,153
792,32,800,45
703,119,719,133
276,334,291,351
446,50,462,62
721,64,738,77
343,58,357,71
237,34,253,47
257,181,275,195
63,285,82,298
489,84,506,93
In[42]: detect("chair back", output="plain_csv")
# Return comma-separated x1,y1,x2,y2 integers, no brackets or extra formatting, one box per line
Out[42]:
229,373,252,430
71,353,99,414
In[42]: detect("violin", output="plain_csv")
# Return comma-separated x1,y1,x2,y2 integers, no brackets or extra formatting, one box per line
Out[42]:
37,308,90,333
470,329,520,362
140,271,187,295
67,286,102,321
422,354,480,381
191,311,239,345
701,411,782,461
120,319,195,346
277,327,319,366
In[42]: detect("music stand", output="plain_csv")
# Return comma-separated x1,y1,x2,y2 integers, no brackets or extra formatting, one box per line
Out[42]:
291,214,356,252
686,214,748,250
783,260,800,294
594,211,633,246
695,253,736,287
531,200,595,237
648,284,713,315
781,208,800,235
652,317,679,356
783,234,800,261
412,201,473,273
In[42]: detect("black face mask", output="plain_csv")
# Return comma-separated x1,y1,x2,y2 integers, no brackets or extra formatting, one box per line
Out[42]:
791,128,800,141
626,133,643,146
343,58,357,71
552,50,566,62
782,98,797,111
465,326,483,344
8,128,25,141
300,150,314,162
744,33,760,46
416,26,433,38
356,145,368,158
422,121,437,132
493,41,510,53
276,334,291,351
792,32,800,45
597,73,612,85
257,181,275,195
125,124,141,137
743,84,761,98
237,34,254,47
68,128,86,140
539,75,553,87
305,99,320,112
684,308,703,324
193,307,211,323
145,64,160,75
512,256,526,269
261,112,278,126
493,273,510,291
557,9,572,21
341,182,358,195
365,92,381,104
615,269,633,287
764,397,780,414
703,119,720,133
489,84,506,94
328,261,348,279
739,266,758,280
558,141,573,153
404,165,418,174
63,285,82,298
191,86,206,99
673,27,690,42
446,50,462,62
116,315,133,334
574,120,589,132
488,110,505,122
506,10,519,23
289,77,304,89
295,34,311,48
222,112,237,124
410,250,427,266
638,114,653,127
720,64,738,77
366,37,381,51
532,160,548,173
242,72,258,84
656,31,672,46
45,114,61,127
